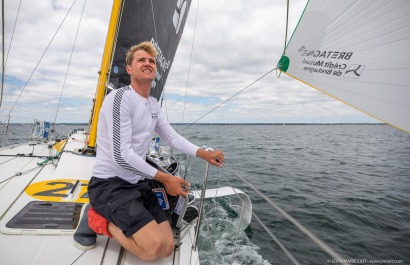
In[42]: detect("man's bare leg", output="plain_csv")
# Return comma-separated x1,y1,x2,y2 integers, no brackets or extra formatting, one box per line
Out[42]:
108,220,174,260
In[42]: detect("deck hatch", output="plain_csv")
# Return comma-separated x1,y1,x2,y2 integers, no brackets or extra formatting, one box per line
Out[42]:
6,201,83,229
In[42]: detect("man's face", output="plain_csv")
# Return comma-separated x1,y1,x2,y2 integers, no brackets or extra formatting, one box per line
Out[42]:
126,50,157,83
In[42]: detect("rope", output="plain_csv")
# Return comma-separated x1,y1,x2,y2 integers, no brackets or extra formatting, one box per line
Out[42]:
179,0,290,126
213,169,300,265
220,161,351,265
53,0,87,126
5,0,78,118
181,0,200,123
181,68,276,131
0,153,50,220
0,165,43,184
252,213,301,265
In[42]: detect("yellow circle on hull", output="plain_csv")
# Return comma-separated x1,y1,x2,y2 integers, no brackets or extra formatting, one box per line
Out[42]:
25,179,90,203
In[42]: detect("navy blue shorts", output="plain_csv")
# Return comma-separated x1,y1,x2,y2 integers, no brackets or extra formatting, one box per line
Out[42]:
87,177,168,237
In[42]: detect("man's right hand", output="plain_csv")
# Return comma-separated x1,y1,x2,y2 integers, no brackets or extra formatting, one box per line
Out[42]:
153,171,190,197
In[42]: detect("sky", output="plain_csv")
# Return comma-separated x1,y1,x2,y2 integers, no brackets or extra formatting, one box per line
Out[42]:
0,0,380,124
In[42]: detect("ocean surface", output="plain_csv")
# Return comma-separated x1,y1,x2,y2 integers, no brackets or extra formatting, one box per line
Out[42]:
2,124,409,265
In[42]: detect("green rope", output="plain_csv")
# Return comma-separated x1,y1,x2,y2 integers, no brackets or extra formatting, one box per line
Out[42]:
37,152,60,166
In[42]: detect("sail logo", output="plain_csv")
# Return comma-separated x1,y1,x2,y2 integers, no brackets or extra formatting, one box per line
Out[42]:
151,38,170,73
302,59,366,79
299,46,353,60
344,64,366,79
173,0,188,34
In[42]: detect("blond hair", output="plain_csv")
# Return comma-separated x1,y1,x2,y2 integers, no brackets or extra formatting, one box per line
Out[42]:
125,41,158,66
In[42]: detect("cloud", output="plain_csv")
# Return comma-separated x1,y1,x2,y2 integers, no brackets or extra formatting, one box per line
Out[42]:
165,0,378,124
1,0,111,123
0,0,379,124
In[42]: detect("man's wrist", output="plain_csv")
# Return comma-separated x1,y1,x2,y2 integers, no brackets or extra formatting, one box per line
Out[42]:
153,170,171,184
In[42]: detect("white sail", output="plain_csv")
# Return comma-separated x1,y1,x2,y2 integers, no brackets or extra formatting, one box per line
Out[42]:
279,0,410,133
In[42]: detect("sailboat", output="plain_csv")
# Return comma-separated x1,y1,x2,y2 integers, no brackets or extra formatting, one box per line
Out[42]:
0,1,195,264
1,0,409,265
0,0,253,264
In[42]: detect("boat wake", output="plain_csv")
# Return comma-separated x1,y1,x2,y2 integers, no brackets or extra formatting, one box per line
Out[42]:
198,197,271,265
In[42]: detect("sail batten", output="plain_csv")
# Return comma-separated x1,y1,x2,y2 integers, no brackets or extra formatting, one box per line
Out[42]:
280,0,410,133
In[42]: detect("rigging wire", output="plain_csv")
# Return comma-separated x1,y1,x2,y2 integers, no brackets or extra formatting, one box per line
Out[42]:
276,0,290,78
252,212,302,265
1,0,23,108
220,161,350,265
181,0,200,123
179,0,290,128
0,153,50,220
53,0,87,126
5,0,78,119
181,67,276,131
215,169,301,265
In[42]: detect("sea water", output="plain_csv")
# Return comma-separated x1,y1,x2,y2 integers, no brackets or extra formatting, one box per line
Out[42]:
2,124,409,265
174,124,410,265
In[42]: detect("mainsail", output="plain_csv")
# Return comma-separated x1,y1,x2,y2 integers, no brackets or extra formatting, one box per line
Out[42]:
278,0,410,133
87,0,192,150
109,0,191,100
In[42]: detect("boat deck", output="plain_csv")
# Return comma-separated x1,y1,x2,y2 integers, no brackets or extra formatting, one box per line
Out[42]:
0,131,199,265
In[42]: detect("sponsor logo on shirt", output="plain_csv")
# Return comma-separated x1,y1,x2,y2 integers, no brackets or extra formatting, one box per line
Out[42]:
151,112,158,119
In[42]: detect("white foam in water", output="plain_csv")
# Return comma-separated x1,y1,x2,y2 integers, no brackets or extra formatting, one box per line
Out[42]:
198,197,271,265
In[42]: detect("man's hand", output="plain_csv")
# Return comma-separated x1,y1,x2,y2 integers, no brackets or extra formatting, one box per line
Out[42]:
196,148,224,168
153,171,190,197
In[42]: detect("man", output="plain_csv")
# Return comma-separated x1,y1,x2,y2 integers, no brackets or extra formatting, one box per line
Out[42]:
73,41,224,260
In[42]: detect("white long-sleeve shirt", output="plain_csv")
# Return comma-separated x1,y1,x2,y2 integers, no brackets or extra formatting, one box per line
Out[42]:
92,85,199,183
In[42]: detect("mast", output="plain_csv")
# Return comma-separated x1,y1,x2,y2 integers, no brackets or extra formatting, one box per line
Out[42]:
86,0,123,153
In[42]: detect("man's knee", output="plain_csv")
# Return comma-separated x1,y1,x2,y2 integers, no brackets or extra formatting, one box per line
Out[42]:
136,237,168,260
160,242,174,258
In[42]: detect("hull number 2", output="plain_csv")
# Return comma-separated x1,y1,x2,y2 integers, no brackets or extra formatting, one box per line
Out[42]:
25,179,89,203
